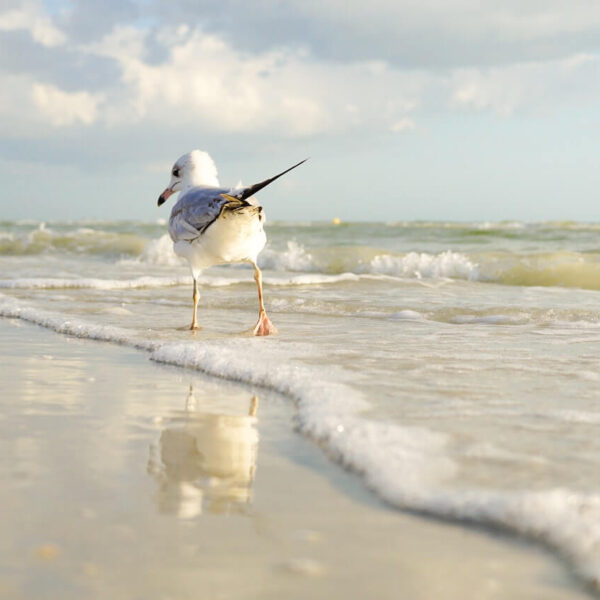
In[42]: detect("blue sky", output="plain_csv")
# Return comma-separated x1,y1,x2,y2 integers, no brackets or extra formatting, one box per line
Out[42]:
1,0,599,222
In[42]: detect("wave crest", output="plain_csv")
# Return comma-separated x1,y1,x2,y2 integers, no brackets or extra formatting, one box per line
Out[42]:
480,252,600,290
0,224,146,257
258,241,315,272
363,251,478,279
138,234,183,266
259,243,479,280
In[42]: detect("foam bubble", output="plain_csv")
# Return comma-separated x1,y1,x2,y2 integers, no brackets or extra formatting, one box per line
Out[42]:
390,310,425,321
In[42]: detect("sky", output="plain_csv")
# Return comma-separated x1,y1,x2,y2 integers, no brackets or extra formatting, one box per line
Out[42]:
1,0,599,222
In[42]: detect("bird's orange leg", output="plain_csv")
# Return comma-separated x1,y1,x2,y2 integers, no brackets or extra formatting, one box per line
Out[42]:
249,395,259,417
251,263,277,336
190,278,201,330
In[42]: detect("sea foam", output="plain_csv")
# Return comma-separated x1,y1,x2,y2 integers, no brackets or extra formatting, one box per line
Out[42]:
0,293,154,350
258,241,315,272
362,251,478,280
139,234,185,266
0,273,363,290
151,338,600,588
0,276,190,290
135,237,480,281
136,236,315,272
0,224,147,257
22,226,599,292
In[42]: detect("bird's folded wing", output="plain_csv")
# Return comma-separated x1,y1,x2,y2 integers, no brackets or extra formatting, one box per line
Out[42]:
168,187,251,241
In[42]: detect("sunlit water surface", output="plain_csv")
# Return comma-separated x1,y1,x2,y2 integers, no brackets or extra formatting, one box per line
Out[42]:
1,219,600,594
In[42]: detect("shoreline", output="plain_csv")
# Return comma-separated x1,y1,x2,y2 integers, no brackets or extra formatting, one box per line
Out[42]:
0,316,594,599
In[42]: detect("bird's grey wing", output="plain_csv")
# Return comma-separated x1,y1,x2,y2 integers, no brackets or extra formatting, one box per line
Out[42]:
168,187,253,241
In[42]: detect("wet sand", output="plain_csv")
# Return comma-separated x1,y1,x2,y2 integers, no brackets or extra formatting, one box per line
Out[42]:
0,318,593,600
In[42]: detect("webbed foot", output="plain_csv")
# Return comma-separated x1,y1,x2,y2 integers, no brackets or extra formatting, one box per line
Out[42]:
253,311,277,336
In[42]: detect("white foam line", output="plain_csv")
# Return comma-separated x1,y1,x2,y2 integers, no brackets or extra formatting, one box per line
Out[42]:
0,276,190,290
0,272,364,291
265,272,361,286
0,293,155,351
1,293,599,589
149,340,600,590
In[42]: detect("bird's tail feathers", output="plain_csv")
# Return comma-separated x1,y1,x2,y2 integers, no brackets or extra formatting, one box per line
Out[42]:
236,158,308,201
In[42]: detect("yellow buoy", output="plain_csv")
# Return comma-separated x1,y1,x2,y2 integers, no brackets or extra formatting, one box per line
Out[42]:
34,544,61,561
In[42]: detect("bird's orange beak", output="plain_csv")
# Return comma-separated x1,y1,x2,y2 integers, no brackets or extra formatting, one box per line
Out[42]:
157,187,175,207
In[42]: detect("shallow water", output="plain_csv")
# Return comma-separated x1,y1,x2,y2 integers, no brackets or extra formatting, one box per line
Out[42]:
3,320,593,600
1,219,599,592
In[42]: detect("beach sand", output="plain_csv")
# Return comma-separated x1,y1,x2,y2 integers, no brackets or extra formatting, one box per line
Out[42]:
0,318,593,600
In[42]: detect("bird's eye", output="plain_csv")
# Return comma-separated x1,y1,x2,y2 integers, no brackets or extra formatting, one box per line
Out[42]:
172,167,180,177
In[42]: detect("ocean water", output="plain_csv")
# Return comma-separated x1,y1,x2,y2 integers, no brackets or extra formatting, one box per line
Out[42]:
1,219,600,590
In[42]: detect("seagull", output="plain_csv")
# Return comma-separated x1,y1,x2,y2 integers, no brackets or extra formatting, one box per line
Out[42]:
157,150,307,335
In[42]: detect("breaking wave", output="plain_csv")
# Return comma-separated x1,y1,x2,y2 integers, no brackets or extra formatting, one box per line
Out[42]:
260,245,600,290
478,252,600,290
258,243,480,280
5,244,600,291
261,244,600,291
2,221,600,291
0,223,147,257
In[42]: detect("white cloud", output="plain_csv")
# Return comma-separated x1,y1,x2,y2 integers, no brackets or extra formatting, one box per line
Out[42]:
83,25,421,137
451,53,600,116
31,83,100,126
292,0,600,39
0,71,47,135
156,0,600,69
0,69,101,135
0,3,65,47
2,2,600,146
390,118,416,133
0,17,420,138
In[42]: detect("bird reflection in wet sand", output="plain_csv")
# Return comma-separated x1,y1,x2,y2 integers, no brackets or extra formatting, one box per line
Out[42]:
148,386,259,519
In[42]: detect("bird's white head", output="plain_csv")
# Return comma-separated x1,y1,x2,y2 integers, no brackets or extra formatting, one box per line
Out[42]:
157,150,220,207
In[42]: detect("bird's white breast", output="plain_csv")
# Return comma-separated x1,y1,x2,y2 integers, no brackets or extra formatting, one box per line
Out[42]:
174,209,266,277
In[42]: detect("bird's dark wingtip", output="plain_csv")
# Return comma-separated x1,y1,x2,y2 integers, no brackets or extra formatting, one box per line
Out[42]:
237,157,309,201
